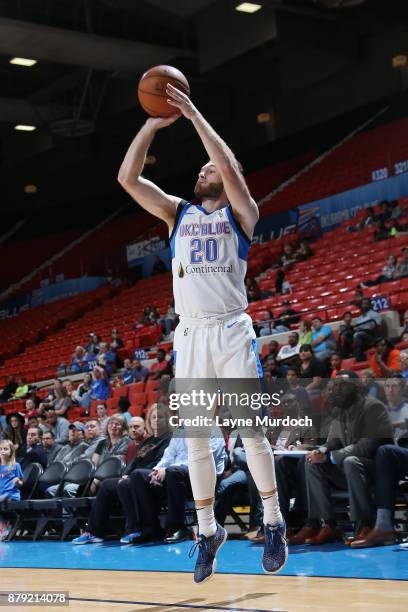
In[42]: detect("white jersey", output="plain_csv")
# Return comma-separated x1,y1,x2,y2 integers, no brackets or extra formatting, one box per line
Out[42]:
170,201,250,318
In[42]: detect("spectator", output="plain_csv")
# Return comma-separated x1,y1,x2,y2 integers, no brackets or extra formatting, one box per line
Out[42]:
149,349,169,380
72,404,172,545
311,317,336,362
352,288,365,309
260,340,279,364
96,402,109,430
96,343,116,376
81,420,106,459
110,329,124,351
369,339,401,377
126,426,226,545
348,206,376,232
0,376,17,404
352,297,382,362
400,309,408,343
42,430,62,466
121,359,135,385
53,422,88,466
117,396,132,424
26,414,47,435
81,366,110,416
377,201,392,223
0,439,23,539
276,300,300,328
72,374,92,404
124,416,150,465
245,277,261,303
388,218,403,237
285,366,312,413
401,352,408,379
298,320,312,345
133,359,149,383
21,426,47,469
396,247,408,279
5,413,26,462
44,407,69,445
70,346,87,374
298,344,327,394
256,394,316,539
338,311,354,358
161,303,177,337
152,256,168,275
360,369,386,403
279,243,297,267
53,384,72,418
263,356,284,382
37,380,60,414
350,444,408,548
277,332,300,363
373,219,389,241
360,255,397,288
63,380,79,407
390,199,404,220
383,377,408,445
329,353,343,378
289,372,392,546
86,333,100,355
295,241,313,261
25,399,38,417
9,377,29,401
92,414,129,468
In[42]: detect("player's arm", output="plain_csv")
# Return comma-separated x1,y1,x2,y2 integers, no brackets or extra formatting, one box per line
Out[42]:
118,116,181,230
166,84,259,238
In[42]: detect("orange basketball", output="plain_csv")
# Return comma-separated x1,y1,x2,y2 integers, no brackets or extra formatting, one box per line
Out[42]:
137,65,190,117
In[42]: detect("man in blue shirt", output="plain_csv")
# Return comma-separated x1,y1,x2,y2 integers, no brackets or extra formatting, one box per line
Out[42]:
132,359,149,383
311,317,336,362
122,359,136,385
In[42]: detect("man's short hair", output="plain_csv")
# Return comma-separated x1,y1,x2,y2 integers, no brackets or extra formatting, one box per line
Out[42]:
28,426,42,437
312,316,322,322
43,430,55,438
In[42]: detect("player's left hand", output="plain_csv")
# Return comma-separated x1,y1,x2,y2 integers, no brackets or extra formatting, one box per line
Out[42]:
166,83,197,120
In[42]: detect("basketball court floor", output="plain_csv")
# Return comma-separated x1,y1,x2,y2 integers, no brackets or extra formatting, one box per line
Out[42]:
1,539,407,611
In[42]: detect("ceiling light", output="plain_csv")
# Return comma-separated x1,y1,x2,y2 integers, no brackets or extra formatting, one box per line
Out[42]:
392,55,407,68
257,112,272,123
235,2,262,13
14,125,36,131
10,57,37,67
24,184,38,194
145,155,157,165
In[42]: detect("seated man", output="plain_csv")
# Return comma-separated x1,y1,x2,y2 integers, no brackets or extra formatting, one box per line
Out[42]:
121,359,136,385
21,426,47,469
350,444,408,548
72,404,172,544
289,371,393,546
128,426,225,544
276,332,300,365
311,317,336,362
352,298,382,362
149,349,169,380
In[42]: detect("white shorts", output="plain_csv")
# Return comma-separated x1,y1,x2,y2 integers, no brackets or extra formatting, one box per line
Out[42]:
173,311,262,379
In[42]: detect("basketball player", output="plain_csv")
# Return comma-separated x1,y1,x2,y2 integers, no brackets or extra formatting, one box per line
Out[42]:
118,83,287,583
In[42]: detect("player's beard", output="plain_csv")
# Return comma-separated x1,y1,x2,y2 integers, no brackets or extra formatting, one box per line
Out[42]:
194,179,224,200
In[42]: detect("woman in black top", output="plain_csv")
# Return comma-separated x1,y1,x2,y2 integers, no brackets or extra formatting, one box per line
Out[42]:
299,344,327,394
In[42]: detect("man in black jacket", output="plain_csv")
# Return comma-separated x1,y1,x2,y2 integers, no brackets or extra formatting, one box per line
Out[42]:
289,371,392,546
72,432,171,544
21,427,47,470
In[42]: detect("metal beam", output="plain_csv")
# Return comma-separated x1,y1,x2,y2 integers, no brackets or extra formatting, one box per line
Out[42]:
0,17,195,73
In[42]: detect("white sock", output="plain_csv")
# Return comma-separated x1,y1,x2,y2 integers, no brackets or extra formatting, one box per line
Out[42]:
196,504,217,538
262,492,283,527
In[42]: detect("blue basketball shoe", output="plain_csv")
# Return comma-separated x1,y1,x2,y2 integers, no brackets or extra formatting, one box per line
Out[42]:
189,524,227,584
262,521,288,574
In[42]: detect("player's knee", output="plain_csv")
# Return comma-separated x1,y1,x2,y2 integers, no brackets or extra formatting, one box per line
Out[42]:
241,435,270,457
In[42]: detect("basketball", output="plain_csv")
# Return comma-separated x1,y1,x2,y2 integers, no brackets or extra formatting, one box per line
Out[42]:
137,65,190,117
